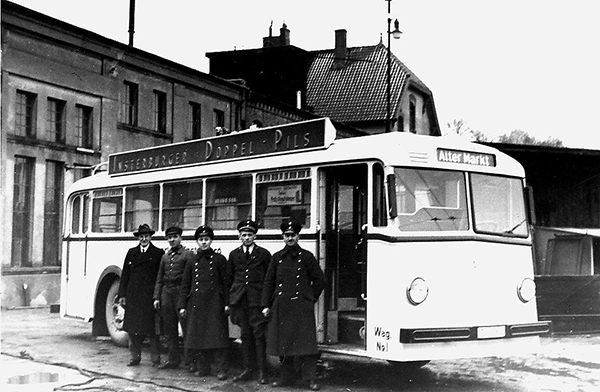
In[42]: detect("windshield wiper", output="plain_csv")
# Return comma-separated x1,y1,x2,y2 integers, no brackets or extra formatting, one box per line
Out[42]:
504,219,527,234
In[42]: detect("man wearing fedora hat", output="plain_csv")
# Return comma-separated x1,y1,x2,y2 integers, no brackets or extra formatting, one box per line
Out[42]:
261,220,325,391
118,223,165,367
228,219,271,384
153,226,193,370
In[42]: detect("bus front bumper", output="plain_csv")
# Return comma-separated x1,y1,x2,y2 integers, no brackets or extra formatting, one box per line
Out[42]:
399,321,552,343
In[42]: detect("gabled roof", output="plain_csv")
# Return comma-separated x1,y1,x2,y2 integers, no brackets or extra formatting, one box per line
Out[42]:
307,42,430,123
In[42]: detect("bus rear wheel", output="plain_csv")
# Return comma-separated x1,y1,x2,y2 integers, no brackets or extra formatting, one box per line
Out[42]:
104,279,129,347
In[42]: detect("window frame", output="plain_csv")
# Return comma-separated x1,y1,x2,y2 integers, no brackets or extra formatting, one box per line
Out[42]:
46,97,66,143
15,90,37,138
122,81,138,126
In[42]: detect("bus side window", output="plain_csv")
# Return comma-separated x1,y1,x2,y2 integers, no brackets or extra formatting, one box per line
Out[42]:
163,180,203,230
83,193,90,234
373,164,387,226
206,176,252,230
255,169,311,229
71,196,81,234
125,185,160,232
92,189,123,233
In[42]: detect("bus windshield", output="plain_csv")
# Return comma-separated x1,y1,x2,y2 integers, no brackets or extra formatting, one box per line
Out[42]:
393,168,468,232
471,174,528,237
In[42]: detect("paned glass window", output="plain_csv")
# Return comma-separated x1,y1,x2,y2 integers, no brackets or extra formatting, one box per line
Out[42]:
256,169,311,229
125,185,160,232
163,180,203,230
206,176,252,230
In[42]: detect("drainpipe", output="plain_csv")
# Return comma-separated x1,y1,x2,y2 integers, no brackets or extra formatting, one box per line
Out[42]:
22,283,30,307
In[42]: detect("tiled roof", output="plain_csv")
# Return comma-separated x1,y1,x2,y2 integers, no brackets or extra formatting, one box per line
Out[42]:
307,43,419,123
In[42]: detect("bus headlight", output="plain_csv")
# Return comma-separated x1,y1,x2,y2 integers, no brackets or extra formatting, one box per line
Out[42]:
407,277,429,305
517,278,536,303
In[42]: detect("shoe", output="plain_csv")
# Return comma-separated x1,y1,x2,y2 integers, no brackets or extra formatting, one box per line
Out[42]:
194,369,209,377
233,368,253,382
151,361,161,368
272,380,293,388
157,361,179,370
258,370,268,385
127,359,140,367
217,371,228,381
308,380,320,391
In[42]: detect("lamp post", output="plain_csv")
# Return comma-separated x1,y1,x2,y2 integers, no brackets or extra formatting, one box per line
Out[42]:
386,0,402,132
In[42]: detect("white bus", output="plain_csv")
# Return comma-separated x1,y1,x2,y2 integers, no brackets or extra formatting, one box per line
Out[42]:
61,118,550,367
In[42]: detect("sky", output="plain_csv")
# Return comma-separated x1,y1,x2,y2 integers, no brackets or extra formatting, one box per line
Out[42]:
8,0,600,149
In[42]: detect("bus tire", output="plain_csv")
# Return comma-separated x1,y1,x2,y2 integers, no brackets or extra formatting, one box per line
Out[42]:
104,279,129,347
387,360,430,371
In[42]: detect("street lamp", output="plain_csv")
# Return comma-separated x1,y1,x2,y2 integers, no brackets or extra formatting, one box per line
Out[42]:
386,0,402,132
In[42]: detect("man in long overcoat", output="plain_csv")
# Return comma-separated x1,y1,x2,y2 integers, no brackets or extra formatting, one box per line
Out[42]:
261,220,325,391
178,225,232,380
228,219,271,384
118,224,164,366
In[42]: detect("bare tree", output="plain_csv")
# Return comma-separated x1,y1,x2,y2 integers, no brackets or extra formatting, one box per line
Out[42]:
497,129,563,147
445,119,488,142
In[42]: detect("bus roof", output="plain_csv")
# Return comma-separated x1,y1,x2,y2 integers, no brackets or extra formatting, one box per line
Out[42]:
68,118,525,194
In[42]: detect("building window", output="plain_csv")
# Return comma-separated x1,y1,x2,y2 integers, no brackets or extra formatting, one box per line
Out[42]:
122,81,138,126
73,164,92,182
15,90,37,138
409,96,416,134
189,102,202,139
12,156,35,267
47,98,66,143
75,104,93,149
153,90,167,133
213,109,225,135
43,160,64,266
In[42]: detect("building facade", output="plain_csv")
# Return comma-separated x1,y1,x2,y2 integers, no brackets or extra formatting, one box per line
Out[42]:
1,1,312,307
207,25,441,136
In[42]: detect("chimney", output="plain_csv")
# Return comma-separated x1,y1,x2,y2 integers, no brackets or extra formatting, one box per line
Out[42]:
263,21,291,48
279,23,290,46
333,29,347,69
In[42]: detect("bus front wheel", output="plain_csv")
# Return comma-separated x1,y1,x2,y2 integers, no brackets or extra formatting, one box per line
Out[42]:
104,279,129,347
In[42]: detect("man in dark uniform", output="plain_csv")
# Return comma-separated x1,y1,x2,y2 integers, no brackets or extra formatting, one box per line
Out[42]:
228,219,271,384
118,224,165,367
178,225,232,381
153,226,193,369
262,220,325,391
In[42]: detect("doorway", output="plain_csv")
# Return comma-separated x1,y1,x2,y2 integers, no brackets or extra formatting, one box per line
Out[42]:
324,164,368,345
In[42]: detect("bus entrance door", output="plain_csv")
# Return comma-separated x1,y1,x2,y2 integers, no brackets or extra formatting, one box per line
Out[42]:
324,165,367,347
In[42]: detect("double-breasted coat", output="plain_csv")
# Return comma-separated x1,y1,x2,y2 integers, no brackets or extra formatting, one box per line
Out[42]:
261,244,325,357
178,248,232,350
228,245,271,308
118,243,164,335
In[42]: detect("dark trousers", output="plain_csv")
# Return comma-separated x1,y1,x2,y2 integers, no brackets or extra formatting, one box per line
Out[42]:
161,285,186,364
231,296,267,372
189,348,229,374
279,354,318,382
128,333,160,363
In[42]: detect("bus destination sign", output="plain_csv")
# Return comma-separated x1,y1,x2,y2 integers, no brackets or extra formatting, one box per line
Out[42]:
108,118,334,175
437,148,496,167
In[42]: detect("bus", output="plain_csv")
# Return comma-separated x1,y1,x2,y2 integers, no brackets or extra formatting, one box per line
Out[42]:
61,118,550,367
